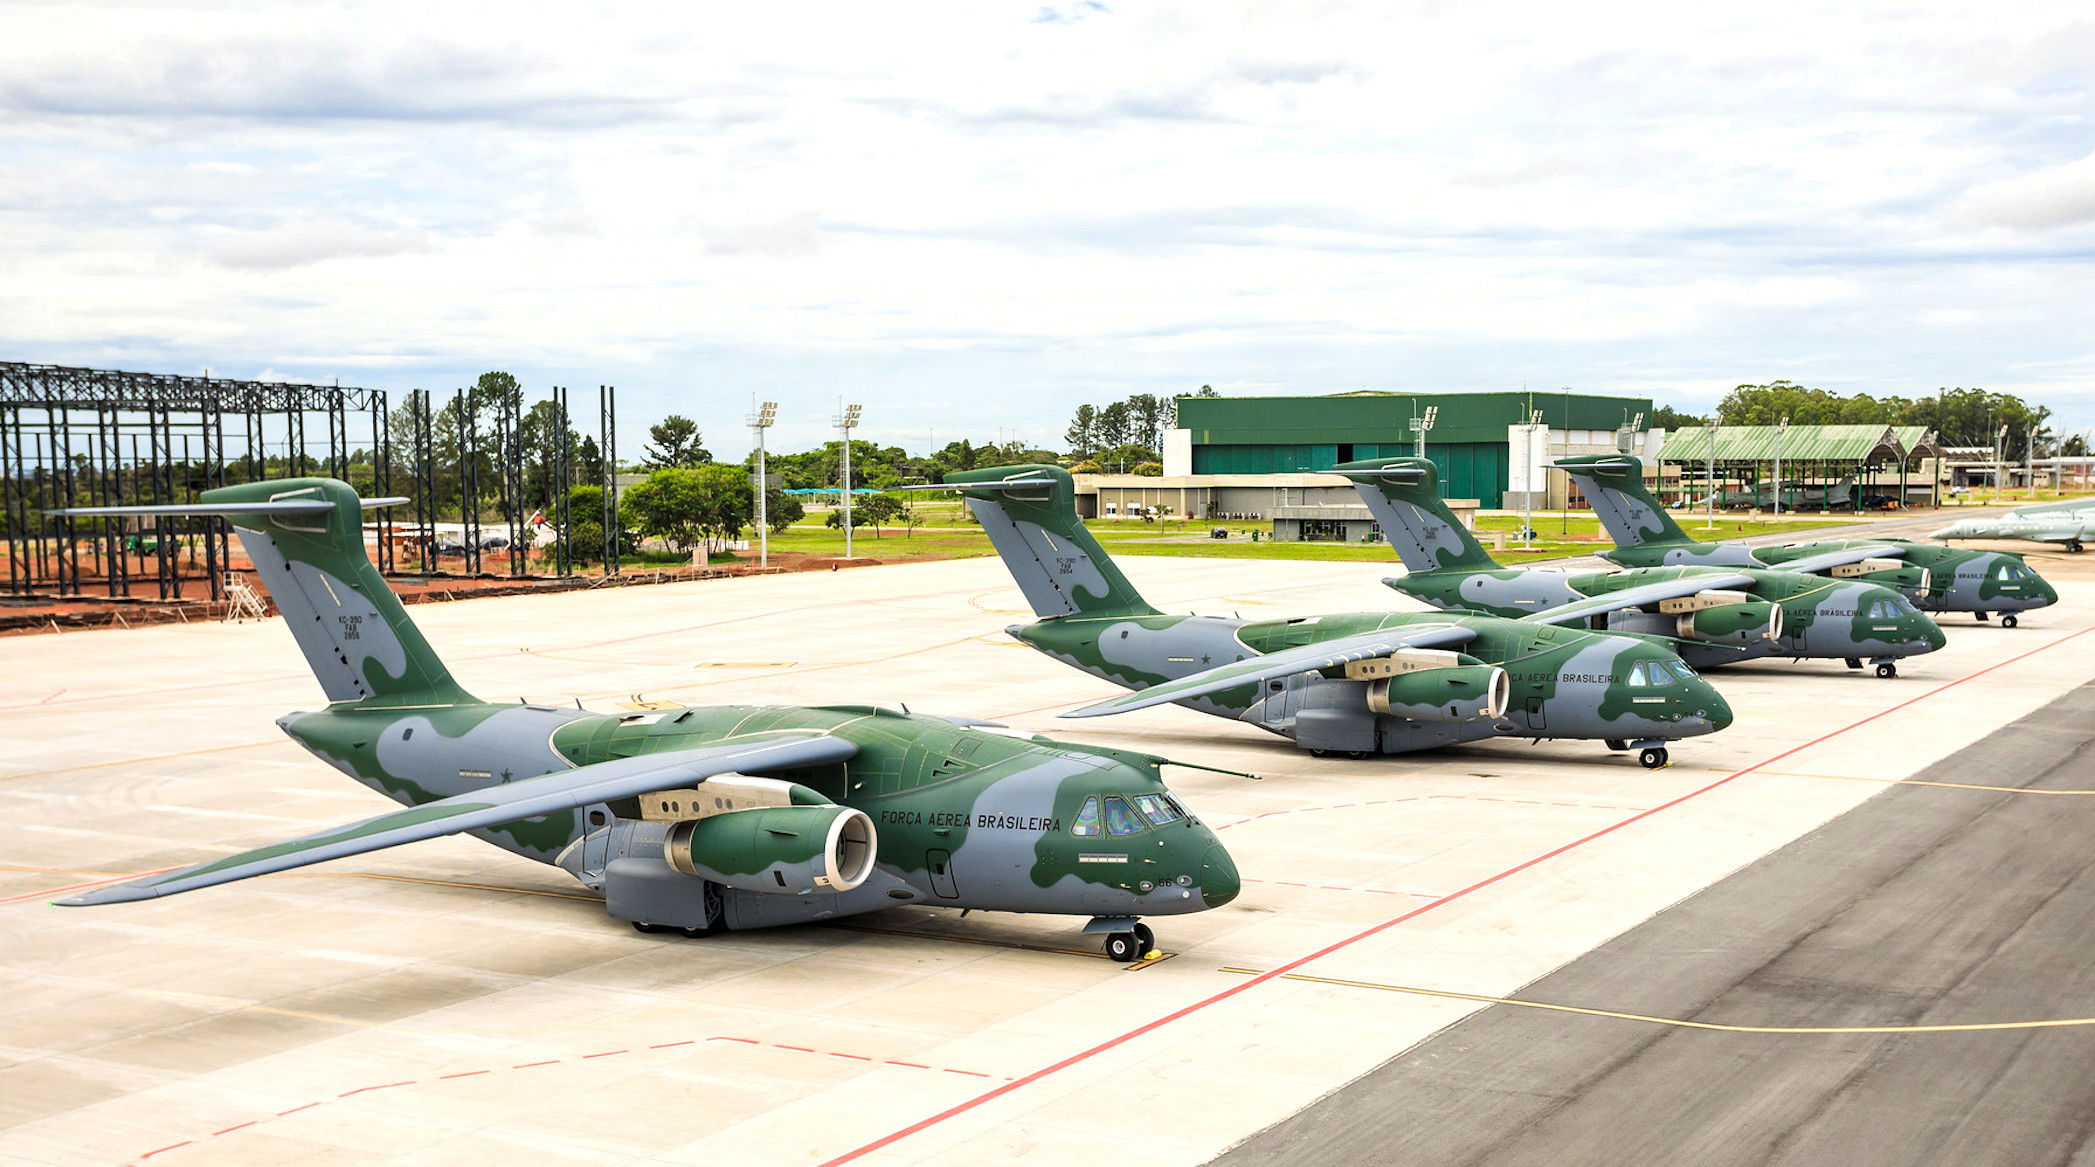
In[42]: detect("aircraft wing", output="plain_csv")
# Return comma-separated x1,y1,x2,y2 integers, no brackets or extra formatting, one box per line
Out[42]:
1521,572,1759,627
58,733,858,906
1770,544,1905,574
1060,624,1479,719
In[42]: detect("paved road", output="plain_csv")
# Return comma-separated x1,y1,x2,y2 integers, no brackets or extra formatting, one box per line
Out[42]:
1215,682,2095,1167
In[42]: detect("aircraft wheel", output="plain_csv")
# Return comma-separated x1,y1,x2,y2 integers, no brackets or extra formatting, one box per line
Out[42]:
1104,931,1143,963
1131,922,1156,956
632,921,668,935
680,925,715,939
1308,748,1331,758
2069,541,2084,554
2002,614,2020,628
1638,747,1669,770
1845,658,1862,670
1876,663,1897,678
1346,750,1373,760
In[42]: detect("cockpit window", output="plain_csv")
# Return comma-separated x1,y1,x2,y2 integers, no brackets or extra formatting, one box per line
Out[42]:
1133,793,1183,826
1625,664,1648,688
2001,562,2033,580
1866,599,1903,619
1071,796,1102,837
1628,659,1695,687
1661,659,1698,683
1101,796,1145,836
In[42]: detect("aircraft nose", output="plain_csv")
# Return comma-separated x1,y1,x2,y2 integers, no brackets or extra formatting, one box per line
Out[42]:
1198,843,1240,908
1692,681,1734,731
1919,615,1947,650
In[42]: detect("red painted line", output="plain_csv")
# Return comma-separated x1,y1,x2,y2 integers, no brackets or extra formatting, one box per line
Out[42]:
1,866,180,906
339,1080,414,1097
651,1040,697,1049
887,1061,929,1069
439,1070,490,1080
710,1036,759,1045
210,1122,256,1136
511,1060,560,1069
829,1052,873,1061
776,1044,815,1053
140,1142,191,1160
817,625,2095,1166
581,1049,628,1058
941,1069,991,1077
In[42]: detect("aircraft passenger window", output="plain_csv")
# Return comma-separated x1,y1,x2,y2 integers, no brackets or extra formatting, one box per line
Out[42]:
1102,796,1144,836
1133,793,1182,825
1072,797,1102,836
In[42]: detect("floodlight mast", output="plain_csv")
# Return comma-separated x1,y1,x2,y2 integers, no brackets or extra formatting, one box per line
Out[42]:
1773,416,1790,517
1704,410,1720,530
750,400,777,570
837,402,862,558
1409,405,1438,459
1523,408,1542,550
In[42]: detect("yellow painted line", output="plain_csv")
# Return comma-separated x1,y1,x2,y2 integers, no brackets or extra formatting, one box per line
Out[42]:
1220,968,2095,1034
1755,769,2095,796
0,739,285,783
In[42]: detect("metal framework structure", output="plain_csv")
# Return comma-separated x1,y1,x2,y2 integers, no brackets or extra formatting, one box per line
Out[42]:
2,361,619,602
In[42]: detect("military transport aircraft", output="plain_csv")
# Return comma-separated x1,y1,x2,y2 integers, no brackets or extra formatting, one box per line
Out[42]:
47,478,1237,962
1336,457,1946,677
1557,454,2057,628
932,464,1731,769
1933,498,2095,555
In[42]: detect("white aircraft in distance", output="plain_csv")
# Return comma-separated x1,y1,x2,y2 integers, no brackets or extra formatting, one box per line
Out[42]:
1934,498,2095,553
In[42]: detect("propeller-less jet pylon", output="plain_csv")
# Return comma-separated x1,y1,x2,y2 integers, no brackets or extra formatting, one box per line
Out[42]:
1337,457,1945,678
933,464,1731,769
47,479,1237,962
1557,454,2057,627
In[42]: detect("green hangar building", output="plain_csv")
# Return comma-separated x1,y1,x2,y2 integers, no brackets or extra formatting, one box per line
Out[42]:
1165,390,1658,508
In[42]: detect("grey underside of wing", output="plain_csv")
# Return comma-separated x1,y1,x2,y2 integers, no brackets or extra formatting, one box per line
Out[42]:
1061,624,1478,718
59,733,858,906
1775,545,1904,573
1522,572,1759,626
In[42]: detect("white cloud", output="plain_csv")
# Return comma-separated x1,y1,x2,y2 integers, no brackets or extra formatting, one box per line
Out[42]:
2,0,2093,452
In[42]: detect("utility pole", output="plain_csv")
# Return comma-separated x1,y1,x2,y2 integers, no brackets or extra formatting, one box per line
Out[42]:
836,401,862,558
750,399,776,569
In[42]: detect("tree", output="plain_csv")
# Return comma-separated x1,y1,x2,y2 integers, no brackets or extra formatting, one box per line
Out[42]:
621,465,752,549
641,415,711,469
554,484,634,565
1130,461,1163,476
764,487,804,534
1065,404,1099,458
574,434,606,485
1126,393,1167,453
1095,402,1132,456
825,491,904,536
1097,443,1157,473
1650,404,1702,430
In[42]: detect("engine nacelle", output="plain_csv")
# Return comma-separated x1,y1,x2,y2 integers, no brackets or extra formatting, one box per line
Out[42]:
1675,599,1782,645
664,804,876,894
1836,562,1931,595
1367,665,1509,722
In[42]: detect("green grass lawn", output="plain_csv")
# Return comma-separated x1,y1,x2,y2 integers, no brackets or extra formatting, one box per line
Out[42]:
704,503,1890,568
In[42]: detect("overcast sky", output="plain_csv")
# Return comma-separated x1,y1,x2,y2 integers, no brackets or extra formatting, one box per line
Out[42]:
5,1,2093,456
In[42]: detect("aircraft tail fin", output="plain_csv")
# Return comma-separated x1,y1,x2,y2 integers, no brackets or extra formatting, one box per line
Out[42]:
1554,454,1693,548
1330,457,1503,573
933,465,1161,619
51,479,475,706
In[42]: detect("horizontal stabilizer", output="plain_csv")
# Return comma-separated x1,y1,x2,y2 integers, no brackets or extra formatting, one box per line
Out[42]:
59,732,857,906
891,479,1057,492
49,497,408,518
1061,624,1477,718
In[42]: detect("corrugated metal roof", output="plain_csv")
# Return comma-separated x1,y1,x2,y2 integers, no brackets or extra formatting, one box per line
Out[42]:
1656,424,1938,464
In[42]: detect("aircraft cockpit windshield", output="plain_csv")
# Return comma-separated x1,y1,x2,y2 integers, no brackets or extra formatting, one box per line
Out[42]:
1866,599,1905,619
1999,561,2036,581
1071,792,1188,836
1625,659,1697,687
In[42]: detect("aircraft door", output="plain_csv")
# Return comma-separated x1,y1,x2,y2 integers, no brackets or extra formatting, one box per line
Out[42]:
1254,674,1305,727
926,849,959,899
1523,696,1546,730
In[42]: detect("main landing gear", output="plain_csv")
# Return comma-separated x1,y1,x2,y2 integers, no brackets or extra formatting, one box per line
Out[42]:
1308,748,1374,759
1090,917,1156,962
2067,540,2084,554
1609,738,1670,769
631,920,722,939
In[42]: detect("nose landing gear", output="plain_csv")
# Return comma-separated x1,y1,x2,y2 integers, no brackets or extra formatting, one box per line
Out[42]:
1612,738,1671,769
1090,917,1158,963
2002,614,2020,628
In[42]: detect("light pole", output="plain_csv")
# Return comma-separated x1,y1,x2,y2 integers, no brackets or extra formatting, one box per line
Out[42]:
1772,416,1789,517
750,400,776,570
1409,405,1438,459
1704,411,1720,530
836,402,862,558
1523,408,1542,549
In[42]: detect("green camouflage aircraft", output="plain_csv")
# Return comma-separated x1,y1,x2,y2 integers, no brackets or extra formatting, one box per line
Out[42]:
1558,454,2058,627
936,464,1731,769
1336,457,1946,678
48,478,1237,962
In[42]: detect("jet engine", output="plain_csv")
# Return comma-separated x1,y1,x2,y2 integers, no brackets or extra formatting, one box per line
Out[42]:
1366,665,1510,722
664,804,876,894
1658,589,1781,646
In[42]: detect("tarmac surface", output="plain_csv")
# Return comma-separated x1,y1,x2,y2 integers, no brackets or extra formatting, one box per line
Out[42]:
2,531,2092,1166
1215,678,2095,1167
